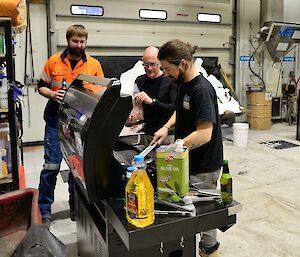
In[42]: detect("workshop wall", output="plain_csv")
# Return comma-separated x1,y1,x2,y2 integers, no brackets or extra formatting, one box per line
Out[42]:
284,0,300,23
14,3,48,143
235,0,261,115
17,0,234,143
235,0,300,120
283,0,300,88
14,0,300,142
50,0,233,73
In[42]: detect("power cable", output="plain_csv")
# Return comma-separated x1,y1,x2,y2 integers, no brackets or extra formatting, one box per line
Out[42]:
248,42,265,89
275,61,283,97
24,1,33,127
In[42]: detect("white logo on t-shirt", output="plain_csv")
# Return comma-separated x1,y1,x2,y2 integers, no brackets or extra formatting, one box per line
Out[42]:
183,95,190,110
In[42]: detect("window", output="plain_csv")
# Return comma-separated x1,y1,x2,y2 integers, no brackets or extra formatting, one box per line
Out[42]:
70,5,104,16
197,13,221,23
139,9,167,20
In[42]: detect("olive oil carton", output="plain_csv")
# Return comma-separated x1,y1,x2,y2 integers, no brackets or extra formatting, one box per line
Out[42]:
156,144,189,202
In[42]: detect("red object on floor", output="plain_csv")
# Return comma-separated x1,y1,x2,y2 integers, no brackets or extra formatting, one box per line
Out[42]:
0,188,41,256
18,165,26,189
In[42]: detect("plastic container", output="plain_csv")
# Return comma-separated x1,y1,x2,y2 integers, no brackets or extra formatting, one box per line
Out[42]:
0,124,9,150
124,166,136,210
126,166,136,184
232,123,249,147
156,143,189,202
0,148,7,179
131,155,145,169
0,33,4,54
125,155,154,228
0,69,8,109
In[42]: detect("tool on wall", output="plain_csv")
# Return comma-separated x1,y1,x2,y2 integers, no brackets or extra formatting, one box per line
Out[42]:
24,1,35,127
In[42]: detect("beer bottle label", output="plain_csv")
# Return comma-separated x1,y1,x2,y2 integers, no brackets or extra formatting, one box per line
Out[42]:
221,179,232,193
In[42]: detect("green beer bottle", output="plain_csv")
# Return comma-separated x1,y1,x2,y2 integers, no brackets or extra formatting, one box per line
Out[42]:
220,160,233,206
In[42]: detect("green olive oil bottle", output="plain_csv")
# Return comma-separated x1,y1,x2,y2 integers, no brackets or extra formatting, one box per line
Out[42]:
220,160,233,206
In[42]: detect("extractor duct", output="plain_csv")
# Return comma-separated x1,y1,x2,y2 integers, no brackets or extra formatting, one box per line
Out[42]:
259,0,300,62
262,21,300,62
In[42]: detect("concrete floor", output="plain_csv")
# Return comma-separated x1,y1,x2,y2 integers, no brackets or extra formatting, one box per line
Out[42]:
23,122,300,257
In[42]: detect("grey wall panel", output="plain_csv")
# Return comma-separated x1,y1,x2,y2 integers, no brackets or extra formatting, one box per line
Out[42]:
54,0,232,24
55,19,231,49
50,0,233,74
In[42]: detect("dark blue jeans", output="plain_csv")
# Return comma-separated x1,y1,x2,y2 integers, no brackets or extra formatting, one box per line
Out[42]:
38,124,74,218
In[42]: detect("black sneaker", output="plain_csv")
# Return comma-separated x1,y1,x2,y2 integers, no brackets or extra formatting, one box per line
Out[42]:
200,242,220,257
42,217,51,229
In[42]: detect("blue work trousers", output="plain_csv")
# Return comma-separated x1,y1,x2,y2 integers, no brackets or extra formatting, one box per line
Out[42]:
38,124,74,218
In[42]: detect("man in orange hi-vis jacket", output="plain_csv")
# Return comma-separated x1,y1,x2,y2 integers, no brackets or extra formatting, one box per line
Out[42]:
37,24,104,228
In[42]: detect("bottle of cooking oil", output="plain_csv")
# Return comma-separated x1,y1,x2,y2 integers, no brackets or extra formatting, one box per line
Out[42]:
125,155,154,228
220,160,233,206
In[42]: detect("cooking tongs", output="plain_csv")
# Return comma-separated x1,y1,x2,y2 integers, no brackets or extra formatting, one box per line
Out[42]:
139,142,159,158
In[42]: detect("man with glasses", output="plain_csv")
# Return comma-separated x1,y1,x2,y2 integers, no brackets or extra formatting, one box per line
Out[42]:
129,46,177,145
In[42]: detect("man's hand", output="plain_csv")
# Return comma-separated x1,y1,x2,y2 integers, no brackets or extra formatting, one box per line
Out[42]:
127,104,144,124
54,89,66,103
134,91,152,105
151,126,169,145
127,113,139,124
38,86,66,103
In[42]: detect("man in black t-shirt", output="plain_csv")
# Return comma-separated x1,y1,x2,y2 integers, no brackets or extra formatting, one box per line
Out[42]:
175,75,223,173
128,46,177,145
152,40,223,257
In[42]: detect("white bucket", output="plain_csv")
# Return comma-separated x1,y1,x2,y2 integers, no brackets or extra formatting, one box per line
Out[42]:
232,123,249,147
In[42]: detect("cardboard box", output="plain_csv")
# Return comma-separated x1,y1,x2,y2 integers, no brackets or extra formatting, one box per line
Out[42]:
156,145,189,202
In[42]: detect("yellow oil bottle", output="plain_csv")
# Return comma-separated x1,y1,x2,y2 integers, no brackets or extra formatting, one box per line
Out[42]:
125,155,154,228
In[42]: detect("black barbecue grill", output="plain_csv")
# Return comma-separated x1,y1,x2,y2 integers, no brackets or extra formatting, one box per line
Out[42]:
58,74,240,257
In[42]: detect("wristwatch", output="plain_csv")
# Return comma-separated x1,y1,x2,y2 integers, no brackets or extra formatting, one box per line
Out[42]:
152,98,157,105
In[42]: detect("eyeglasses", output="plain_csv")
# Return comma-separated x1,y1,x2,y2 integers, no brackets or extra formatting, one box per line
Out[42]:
142,62,160,67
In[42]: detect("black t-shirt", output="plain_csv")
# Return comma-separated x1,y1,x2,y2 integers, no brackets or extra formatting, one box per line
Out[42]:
69,59,80,70
136,74,177,135
175,74,223,174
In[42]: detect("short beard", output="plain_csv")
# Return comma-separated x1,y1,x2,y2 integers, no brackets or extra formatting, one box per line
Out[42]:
68,47,83,58
176,68,185,83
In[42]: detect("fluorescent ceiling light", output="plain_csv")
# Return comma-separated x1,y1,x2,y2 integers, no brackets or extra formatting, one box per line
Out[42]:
71,5,103,16
139,9,167,20
197,13,221,23
276,42,289,51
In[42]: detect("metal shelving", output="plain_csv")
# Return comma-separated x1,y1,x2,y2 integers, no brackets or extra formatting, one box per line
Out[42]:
0,18,22,191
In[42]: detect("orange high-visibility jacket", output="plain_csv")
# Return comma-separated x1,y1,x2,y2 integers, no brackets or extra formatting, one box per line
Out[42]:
41,49,104,92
